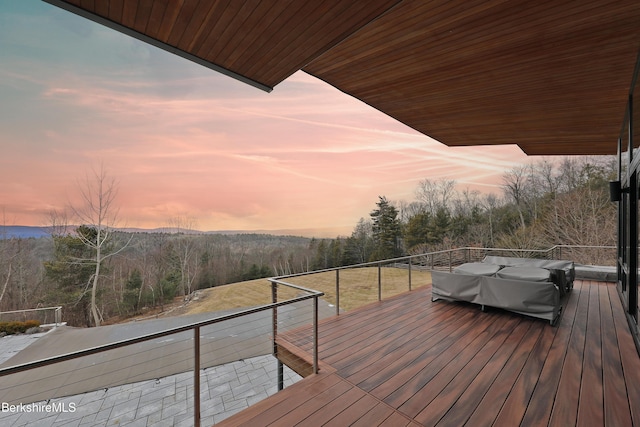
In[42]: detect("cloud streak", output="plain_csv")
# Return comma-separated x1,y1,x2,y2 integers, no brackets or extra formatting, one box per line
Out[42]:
0,2,534,236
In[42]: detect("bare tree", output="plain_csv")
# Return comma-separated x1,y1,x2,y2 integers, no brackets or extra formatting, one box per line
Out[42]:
532,158,560,196
415,178,457,215
502,165,531,230
452,187,481,217
168,216,199,298
481,193,501,247
71,165,130,327
541,170,616,264
0,211,11,308
0,256,10,309
349,217,373,263
46,209,72,237
397,200,424,223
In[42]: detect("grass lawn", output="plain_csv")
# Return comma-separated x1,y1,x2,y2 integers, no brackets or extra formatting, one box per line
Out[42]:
184,267,432,315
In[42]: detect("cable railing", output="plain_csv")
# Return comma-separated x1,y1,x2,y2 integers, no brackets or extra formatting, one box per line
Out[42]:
0,283,323,427
0,244,615,425
277,244,617,316
0,306,62,327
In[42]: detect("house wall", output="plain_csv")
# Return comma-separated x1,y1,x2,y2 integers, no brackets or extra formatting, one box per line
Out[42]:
617,51,640,354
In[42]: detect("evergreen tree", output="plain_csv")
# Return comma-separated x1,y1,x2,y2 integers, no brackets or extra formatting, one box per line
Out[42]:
311,239,328,270
328,238,343,268
370,196,402,260
343,218,373,264
404,212,432,250
431,207,451,243
44,226,97,326
242,264,273,280
341,236,360,265
122,269,143,315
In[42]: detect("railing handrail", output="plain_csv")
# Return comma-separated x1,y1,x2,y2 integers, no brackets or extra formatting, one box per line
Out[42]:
1,243,612,377
0,305,63,327
0,290,322,377
267,279,325,295
0,244,613,426
0,306,63,316
271,244,617,281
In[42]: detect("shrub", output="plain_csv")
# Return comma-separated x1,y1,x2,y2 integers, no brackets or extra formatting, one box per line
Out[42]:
24,320,41,330
0,320,41,335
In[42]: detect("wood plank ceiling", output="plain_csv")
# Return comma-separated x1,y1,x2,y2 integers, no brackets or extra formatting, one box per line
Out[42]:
45,0,640,156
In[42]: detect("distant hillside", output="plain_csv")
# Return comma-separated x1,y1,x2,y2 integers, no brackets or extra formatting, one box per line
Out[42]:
0,226,50,239
121,227,348,238
0,225,346,239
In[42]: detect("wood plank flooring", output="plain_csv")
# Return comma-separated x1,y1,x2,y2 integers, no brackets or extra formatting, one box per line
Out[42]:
218,280,640,426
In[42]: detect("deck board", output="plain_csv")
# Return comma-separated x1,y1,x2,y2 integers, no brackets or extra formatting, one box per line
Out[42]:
577,281,604,426
435,321,543,427
600,283,633,427
496,312,556,425
348,309,482,388
412,320,531,426
348,402,396,427
218,280,640,426
386,313,509,414
608,284,640,426
514,279,583,427
268,379,356,427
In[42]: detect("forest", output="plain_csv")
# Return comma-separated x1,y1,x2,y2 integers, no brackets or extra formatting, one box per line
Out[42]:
0,156,617,327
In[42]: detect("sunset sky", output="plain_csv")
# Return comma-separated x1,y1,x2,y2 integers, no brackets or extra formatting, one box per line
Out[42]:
0,1,532,237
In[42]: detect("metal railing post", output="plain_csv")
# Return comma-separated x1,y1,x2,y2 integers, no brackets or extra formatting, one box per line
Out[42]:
271,281,278,345
0,286,324,425
335,269,340,316
378,263,382,301
449,251,452,272
313,296,319,374
408,257,412,291
194,326,201,427
271,282,282,388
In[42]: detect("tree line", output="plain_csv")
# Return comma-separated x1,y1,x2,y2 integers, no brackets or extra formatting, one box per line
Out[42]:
0,230,317,327
0,156,617,327
310,156,617,269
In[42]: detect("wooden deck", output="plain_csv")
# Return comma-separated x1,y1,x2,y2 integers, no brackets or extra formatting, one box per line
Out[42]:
218,281,640,426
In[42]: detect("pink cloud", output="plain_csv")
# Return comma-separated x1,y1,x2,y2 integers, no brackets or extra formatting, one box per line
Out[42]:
3,58,533,235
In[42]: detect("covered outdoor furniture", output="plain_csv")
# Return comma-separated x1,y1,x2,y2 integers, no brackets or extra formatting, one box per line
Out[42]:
431,271,482,304
432,270,561,324
496,266,551,282
483,256,574,295
477,275,560,322
432,256,574,325
454,262,501,276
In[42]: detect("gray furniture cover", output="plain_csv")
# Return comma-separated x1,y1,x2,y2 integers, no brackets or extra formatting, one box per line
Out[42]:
432,256,575,324
454,262,502,276
477,275,559,322
483,256,574,296
496,266,551,282
432,270,482,304
432,270,560,323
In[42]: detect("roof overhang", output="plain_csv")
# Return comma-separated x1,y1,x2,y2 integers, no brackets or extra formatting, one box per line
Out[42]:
44,0,640,156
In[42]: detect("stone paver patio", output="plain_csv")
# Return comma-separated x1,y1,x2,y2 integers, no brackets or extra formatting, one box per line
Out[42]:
0,330,301,426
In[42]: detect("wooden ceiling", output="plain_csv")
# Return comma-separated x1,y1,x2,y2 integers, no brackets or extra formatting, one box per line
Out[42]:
45,0,640,156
